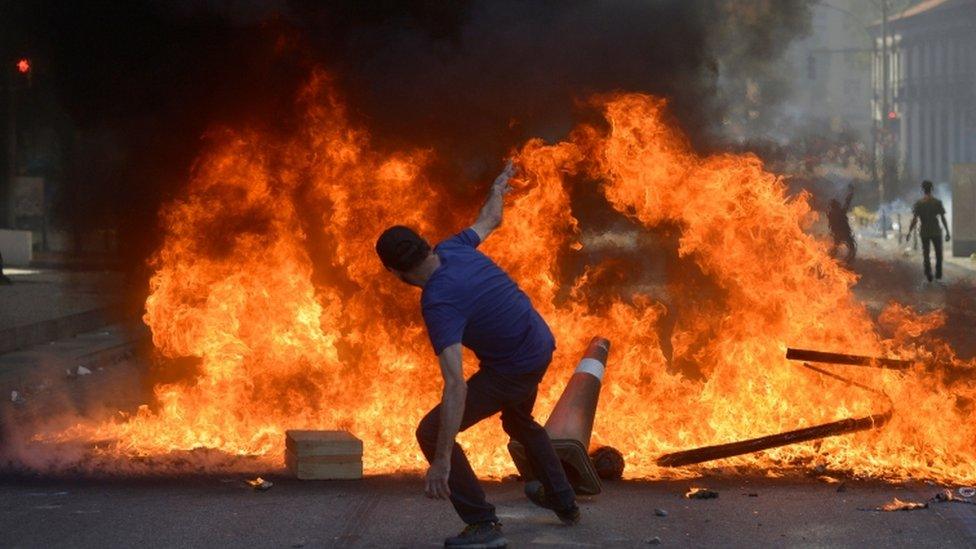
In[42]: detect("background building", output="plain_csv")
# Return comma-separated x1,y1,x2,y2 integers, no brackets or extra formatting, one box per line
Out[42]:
872,0,976,194
789,1,875,141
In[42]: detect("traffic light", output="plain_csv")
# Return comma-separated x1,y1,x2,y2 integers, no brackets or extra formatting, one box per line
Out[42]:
16,58,30,74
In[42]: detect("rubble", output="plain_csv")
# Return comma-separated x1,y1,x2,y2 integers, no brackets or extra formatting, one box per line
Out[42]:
959,487,976,498
933,489,975,505
77,366,92,376
590,446,625,480
246,477,273,491
879,498,927,511
685,487,718,499
653,508,668,517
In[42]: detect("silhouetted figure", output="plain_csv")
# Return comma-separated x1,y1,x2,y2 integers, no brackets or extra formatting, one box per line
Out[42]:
0,251,12,285
827,184,856,263
908,180,951,283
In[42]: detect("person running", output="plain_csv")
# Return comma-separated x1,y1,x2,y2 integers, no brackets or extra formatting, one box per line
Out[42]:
374,162,578,548
908,179,951,282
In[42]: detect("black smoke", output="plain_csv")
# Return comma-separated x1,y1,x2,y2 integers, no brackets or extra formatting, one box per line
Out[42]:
0,0,814,284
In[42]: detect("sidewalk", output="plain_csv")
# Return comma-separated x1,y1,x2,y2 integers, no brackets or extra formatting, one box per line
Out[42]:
0,270,129,355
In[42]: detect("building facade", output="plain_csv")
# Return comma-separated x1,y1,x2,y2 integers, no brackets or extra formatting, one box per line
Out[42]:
872,0,976,191
789,1,875,140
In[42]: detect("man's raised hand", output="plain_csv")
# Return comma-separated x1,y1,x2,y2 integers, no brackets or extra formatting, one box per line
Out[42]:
492,160,516,196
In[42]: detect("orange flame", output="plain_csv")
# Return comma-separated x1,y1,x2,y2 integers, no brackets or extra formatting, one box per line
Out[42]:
37,71,976,482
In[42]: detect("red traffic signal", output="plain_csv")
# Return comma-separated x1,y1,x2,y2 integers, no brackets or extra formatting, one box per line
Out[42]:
16,58,30,74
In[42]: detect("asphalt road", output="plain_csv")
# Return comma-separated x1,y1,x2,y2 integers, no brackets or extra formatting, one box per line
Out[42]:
1,474,974,548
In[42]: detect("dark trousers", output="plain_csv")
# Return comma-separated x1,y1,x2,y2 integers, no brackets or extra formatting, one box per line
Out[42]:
921,235,943,280
416,366,575,525
831,232,856,263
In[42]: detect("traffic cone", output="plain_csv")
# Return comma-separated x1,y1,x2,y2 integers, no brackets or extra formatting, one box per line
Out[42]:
507,336,611,495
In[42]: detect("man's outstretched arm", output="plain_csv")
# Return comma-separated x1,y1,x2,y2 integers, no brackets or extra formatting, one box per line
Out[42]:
470,161,515,241
425,343,466,500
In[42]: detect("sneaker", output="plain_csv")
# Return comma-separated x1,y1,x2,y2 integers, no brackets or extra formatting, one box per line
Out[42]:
444,521,507,548
524,481,581,525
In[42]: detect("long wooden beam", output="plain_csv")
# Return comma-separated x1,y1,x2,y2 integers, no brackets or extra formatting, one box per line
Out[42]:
656,411,891,467
786,348,913,370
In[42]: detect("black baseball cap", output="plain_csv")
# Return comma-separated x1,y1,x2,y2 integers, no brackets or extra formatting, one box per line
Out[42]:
375,225,431,271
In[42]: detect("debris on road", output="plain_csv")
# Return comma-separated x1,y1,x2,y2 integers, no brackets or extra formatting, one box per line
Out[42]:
246,477,273,491
10,390,25,404
933,489,976,505
685,487,719,499
658,409,890,467
836,483,847,493
644,536,661,545
959,487,976,498
880,498,928,511
77,366,92,376
590,445,625,480
817,475,842,484
291,537,307,548
653,508,668,517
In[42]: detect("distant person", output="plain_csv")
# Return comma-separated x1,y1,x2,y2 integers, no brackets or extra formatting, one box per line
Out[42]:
375,162,578,548
827,183,856,263
908,180,951,282
0,251,12,285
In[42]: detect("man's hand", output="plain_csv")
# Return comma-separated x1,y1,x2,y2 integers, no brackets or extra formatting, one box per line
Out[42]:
946,233,951,242
471,160,518,241
492,160,516,196
425,344,465,500
425,458,451,499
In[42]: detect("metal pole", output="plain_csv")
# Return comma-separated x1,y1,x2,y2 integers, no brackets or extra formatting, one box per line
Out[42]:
4,68,16,228
880,0,889,208
871,38,879,201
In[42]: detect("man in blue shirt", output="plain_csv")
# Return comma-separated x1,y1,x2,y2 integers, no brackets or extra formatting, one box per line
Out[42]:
376,162,578,548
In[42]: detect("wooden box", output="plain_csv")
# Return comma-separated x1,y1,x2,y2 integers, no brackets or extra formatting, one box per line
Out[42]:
285,430,363,480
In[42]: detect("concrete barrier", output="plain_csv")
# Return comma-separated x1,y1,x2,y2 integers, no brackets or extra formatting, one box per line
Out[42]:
0,229,32,267
952,164,976,257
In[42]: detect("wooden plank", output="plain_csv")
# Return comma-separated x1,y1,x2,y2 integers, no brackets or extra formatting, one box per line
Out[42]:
286,449,363,480
285,430,363,457
656,411,891,467
785,348,912,369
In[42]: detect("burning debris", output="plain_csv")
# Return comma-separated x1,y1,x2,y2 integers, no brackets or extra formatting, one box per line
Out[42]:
246,477,273,491
12,73,976,486
685,488,719,500
658,348,897,468
879,498,927,512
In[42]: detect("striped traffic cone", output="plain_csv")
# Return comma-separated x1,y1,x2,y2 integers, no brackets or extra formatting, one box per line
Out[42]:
508,336,611,495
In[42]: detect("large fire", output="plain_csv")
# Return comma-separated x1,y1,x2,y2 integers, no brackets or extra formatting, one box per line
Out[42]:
35,72,976,482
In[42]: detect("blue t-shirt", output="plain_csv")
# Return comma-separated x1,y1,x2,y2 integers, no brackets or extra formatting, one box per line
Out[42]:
421,228,555,374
